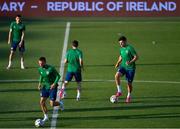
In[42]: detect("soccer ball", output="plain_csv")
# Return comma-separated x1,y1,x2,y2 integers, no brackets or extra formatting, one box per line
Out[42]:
35,119,43,127
110,95,118,103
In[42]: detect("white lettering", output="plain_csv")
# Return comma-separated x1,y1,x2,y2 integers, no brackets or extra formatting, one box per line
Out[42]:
17,2,25,11
1,2,9,11
47,2,104,12
126,1,176,12
96,2,104,11
137,2,144,11
168,2,176,11
10,2,18,11
47,2,54,11
151,2,159,11
107,2,116,11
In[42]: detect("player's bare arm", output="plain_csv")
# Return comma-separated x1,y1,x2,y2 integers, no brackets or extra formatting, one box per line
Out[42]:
115,56,122,68
38,83,42,90
80,58,84,71
19,31,25,46
50,83,55,90
126,54,138,65
8,29,12,44
64,58,68,64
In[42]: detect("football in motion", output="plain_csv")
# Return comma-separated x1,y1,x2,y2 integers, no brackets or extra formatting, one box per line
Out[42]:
110,95,118,103
35,119,44,128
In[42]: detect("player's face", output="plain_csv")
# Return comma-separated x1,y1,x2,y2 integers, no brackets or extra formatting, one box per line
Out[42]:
38,60,46,67
119,40,126,47
15,16,21,23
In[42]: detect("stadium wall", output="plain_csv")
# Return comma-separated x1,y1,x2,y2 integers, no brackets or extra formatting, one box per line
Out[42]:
0,0,179,17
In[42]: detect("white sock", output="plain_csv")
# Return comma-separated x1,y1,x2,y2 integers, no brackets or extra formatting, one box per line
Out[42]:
77,90,80,98
77,83,81,98
127,92,131,98
61,83,66,91
117,85,122,93
8,61,12,67
21,61,24,66
43,114,48,121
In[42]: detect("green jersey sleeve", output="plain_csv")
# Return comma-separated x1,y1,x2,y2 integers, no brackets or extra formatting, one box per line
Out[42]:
10,22,14,30
129,45,137,56
52,66,60,84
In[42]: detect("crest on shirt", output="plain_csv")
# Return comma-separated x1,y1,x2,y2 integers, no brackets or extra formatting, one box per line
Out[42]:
126,50,129,54
46,71,49,75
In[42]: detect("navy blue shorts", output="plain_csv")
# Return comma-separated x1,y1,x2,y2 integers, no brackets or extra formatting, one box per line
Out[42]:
11,41,25,52
40,87,57,101
65,72,82,82
118,67,135,83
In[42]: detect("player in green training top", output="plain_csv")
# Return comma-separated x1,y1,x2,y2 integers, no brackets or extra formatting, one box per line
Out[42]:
38,57,64,123
59,40,83,101
7,14,26,69
114,36,138,103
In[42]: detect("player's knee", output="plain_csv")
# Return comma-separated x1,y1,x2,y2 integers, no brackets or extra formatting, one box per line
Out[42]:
115,73,120,79
40,100,45,106
49,101,54,107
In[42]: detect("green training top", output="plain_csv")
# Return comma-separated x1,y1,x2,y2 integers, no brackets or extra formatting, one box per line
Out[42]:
119,44,137,70
38,64,60,90
66,48,83,72
10,21,25,42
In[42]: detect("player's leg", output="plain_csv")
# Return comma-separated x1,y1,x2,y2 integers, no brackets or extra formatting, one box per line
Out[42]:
60,81,68,99
59,72,73,99
19,41,25,69
74,72,82,101
7,51,14,69
7,42,17,69
125,69,135,103
40,87,49,122
49,87,64,111
114,67,125,97
40,97,49,122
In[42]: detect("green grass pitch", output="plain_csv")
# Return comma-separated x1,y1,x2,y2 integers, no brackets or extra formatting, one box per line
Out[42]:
0,18,180,128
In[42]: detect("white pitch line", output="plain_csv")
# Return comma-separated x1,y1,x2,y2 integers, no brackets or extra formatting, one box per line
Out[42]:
50,22,71,129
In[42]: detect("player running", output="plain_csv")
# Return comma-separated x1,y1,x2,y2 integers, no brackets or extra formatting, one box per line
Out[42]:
59,40,83,101
38,57,64,123
114,36,138,103
7,14,26,69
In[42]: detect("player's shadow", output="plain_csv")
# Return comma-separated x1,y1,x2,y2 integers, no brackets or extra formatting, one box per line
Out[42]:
138,62,180,66
65,103,180,113
0,109,41,115
60,112,180,120
0,88,37,93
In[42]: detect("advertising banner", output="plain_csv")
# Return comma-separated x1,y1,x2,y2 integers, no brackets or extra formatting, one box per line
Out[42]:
0,0,179,17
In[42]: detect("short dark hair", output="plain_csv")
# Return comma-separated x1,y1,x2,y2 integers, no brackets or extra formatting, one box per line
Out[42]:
118,36,127,42
72,40,79,47
39,57,46,62
16,14,21,18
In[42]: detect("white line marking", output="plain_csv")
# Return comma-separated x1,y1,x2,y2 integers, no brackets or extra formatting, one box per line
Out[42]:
31,5,38,9
50,22,71,129
0,79,180,84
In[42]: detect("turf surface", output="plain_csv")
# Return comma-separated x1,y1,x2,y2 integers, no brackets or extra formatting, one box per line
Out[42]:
0,18,180,128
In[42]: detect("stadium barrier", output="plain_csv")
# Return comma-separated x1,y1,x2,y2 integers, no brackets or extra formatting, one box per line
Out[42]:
0,0,180,17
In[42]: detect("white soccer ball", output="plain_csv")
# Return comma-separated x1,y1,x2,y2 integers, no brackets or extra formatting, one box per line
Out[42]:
35,119,43,128
110,95,118,103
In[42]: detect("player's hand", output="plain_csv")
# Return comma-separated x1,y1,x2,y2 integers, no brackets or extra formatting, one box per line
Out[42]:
8,40,10,44
50,83,55,90
115,63,119,68
19,41,23,47
38,84,41,90
126,61,131,65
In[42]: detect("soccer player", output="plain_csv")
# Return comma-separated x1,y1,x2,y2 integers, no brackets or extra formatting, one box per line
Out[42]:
59,40,83,101
114,36,138,103
38,57,64,123
7,14,25,69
